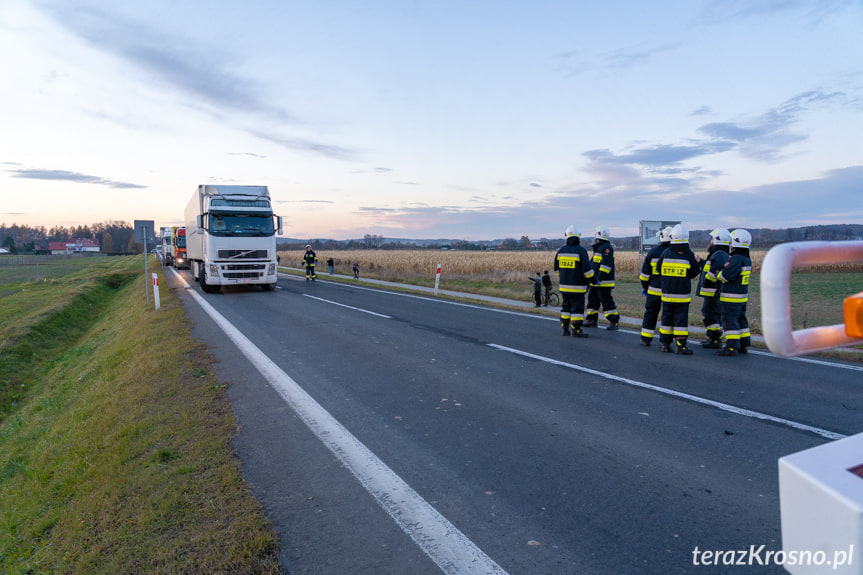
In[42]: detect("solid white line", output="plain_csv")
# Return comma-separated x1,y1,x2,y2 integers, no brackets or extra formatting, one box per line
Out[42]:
172,270,508,575
303,294,392,318
488,343,847,441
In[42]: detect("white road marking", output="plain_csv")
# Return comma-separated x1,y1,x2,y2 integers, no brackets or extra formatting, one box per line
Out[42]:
303,294,392,318
173,270,508,575
488,343,847,441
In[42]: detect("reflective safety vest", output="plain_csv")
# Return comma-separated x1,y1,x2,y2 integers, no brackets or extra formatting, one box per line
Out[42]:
657,245,701,303
717,250,752,304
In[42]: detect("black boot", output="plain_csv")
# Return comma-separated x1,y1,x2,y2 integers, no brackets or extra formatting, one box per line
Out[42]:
606,318,620,331
659,342,672,353
640,337,652,347
583,316,598,328
571,322,589,338
715,347,737,356
701,339,721,349
675,337,693,355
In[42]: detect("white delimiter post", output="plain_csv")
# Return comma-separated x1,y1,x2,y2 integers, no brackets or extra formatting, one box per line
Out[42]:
434,264,441,295
152,273,161,310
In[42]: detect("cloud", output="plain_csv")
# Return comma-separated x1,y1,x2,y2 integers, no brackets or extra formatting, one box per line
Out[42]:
9,168,146,189
41,4,357,161
556,42,680,78
697,0,855,25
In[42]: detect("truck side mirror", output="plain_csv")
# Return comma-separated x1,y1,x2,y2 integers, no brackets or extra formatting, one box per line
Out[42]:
196,215,204,234
277,216,283,236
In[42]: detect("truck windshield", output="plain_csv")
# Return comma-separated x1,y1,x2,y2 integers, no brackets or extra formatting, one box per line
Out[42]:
208,213,275,237
176,236,186,248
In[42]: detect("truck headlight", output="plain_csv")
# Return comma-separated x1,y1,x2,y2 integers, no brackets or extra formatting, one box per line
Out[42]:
268,263,276,275
209,264,219,276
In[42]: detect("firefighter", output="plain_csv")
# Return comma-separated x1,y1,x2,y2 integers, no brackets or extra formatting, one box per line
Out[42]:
715,229,753,356
638,226,672,346
553,225,595,338
584,225,619,330
696,228,731,348
657,224,701,354
303,244,318,281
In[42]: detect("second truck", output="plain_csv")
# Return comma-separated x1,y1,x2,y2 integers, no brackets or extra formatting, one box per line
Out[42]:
184,185,283,293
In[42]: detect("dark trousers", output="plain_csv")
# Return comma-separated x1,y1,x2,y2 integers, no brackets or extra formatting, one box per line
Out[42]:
701,297,723,341
721,302,750,350
534,290,542,306
305,264,316,278
586,286,618,320
660,301,690,344
641,294,662,341
560,292,586,327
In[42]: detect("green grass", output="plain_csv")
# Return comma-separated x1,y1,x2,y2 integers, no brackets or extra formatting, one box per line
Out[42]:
0,256,281,574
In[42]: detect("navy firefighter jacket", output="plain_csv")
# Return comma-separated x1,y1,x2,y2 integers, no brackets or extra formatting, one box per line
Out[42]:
717,248,752,304
554,237,595,294
657,244,701,303
590,240,615,288
639,242,669,297
697,245,730,298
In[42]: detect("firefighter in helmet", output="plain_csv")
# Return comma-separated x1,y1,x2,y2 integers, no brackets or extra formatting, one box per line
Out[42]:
553,225,595,338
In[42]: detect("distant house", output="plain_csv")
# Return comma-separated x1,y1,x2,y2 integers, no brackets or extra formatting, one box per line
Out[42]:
49,238,100,255
0,248,9,255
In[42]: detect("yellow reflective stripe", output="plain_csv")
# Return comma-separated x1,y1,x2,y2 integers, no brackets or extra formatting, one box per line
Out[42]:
558,255,579,268
720,294,748,303
662,295,692,303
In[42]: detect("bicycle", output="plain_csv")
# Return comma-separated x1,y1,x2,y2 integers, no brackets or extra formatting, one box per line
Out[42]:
529,290,560,306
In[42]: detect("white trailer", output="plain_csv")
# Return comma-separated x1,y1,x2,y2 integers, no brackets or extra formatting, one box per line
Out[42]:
184,185,283,293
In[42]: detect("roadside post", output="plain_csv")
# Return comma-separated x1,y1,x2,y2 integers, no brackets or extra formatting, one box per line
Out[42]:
434,263,441,295
152,273,161,310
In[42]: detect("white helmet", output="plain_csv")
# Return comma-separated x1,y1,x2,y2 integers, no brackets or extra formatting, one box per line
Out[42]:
730,229,752,249
594,225,610,241
709,228,731,246
670,224,689,244
659,226,673,243
564,225,581,238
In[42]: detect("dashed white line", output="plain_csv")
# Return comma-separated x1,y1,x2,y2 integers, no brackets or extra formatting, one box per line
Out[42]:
488,343,847,441
303,294,392,318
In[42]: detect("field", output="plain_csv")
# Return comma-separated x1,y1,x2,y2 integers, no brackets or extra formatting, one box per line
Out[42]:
0,255,281,573
279,248,862,333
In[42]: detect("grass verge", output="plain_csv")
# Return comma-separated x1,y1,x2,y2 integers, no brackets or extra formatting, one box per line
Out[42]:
0,256,281,574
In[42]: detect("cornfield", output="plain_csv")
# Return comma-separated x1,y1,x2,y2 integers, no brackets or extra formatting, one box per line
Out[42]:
277,249,786,280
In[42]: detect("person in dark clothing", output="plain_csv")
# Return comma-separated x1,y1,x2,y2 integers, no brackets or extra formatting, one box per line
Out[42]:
553,225,595,338
327,257,334,274
638,226,672,346
529,272,543,306
352,261,359,280
303,244,317,281
715,229,753,356
695,228,731,348
541,271,553,306
584,225,619,330
656,224,702,355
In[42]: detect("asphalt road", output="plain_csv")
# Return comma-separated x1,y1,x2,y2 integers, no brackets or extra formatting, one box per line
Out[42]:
168,269,863,574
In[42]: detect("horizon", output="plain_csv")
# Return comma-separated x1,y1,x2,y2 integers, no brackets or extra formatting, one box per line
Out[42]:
2,1,862,240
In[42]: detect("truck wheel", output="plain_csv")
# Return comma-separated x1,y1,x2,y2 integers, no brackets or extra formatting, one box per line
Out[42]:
200,268,219,293
262,282,275,291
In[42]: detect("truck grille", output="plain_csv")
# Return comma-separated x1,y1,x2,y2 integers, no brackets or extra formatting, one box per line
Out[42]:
223,263,267,279
218,249,268,259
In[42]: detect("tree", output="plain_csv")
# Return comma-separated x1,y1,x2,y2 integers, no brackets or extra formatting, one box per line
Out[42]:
2,235,16,254
102,232,114,253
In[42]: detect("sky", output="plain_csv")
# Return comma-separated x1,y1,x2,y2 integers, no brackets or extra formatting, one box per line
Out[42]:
1,0,862,241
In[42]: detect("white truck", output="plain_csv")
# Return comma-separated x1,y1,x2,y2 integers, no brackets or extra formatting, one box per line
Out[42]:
184,185,283,293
